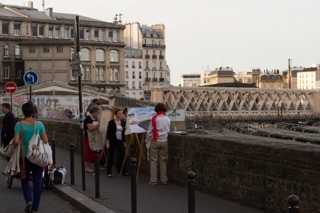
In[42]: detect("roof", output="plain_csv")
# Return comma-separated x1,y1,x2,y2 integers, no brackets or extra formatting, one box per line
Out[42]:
200,83,257,88
210,70,234,76
297,67,317,72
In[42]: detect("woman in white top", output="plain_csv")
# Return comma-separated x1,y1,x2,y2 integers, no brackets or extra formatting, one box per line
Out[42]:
145,103,170,185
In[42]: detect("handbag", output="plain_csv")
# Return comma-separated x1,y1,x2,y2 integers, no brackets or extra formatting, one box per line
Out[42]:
16,122,27,180
27,121,51,167
3,139,16,157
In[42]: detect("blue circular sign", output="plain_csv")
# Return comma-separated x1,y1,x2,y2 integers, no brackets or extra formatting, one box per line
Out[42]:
24,71,39,85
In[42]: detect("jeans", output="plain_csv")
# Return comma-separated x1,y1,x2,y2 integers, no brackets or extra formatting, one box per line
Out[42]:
19,157,43,212
107,140,126,175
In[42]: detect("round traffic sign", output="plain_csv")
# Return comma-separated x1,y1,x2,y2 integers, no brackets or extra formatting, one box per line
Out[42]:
5,82,17,94
24,71,39,85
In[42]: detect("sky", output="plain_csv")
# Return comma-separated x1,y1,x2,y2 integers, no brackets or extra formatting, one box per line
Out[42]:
4,0,320,86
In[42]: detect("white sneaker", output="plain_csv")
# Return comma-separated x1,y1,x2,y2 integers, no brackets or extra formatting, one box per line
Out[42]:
149,182,157,186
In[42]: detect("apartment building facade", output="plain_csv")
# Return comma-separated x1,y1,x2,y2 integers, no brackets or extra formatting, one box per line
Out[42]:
124,22,167,100
234,71,252,83
181,74,200,87
297,67,320,89
0,2,126,94
124,47,143,99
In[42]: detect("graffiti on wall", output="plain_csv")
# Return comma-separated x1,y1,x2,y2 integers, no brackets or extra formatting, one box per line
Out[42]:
0,96,93,119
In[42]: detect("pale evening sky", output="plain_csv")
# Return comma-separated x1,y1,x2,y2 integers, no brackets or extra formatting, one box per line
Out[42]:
3,0,320,86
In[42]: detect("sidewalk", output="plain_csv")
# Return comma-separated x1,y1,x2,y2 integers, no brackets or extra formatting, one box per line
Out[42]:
50,147,263,213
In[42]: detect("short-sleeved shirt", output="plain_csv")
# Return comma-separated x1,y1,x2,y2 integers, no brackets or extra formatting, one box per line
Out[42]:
84,115,98,137
14,121,45,157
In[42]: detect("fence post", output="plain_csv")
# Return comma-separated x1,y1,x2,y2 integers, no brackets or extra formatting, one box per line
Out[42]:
94,150,100,198
69,143,75,185
131,158,137,213
188,171,196,213
288,195,299,213
51,138,56,165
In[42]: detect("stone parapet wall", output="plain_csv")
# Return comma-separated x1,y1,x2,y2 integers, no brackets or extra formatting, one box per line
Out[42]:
168,133,320,213
2,116,320,212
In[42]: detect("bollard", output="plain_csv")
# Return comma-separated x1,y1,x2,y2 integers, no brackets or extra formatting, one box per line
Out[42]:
188,171,196,213
131,158,137,213
51,138,56,165
69,143,75,185
288,195,299,213
94,150,100,198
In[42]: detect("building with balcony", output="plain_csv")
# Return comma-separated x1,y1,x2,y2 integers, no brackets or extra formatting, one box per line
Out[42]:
124,47,143,99
181,74,200,87
297,65,320,90
124,22,167,100
259,70,284,89
0,2,126,94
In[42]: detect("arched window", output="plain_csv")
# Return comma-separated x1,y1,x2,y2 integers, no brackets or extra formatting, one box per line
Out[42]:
15,45,20,58
80,48,90,61
3,44,9,57
110,50,119,62
95,49,105,62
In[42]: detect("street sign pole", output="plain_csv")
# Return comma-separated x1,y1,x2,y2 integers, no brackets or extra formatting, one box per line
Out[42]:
75,15,86,191
10,93,12,110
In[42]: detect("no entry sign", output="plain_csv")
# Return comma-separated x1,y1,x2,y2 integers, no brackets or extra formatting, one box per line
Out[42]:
5,82,17,94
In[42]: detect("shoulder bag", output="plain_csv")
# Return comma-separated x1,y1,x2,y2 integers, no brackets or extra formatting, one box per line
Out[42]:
17,122,27,180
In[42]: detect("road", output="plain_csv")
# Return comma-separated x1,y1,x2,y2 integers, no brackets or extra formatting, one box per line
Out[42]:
0,156,81,213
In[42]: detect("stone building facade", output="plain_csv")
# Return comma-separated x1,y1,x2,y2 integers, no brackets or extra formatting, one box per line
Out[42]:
181,74,200,87
124,22,167,100
297,67,320,90
0,3,125,94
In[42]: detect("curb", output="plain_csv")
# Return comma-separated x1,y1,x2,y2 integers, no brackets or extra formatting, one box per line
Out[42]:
51,184,115,213
0,147,115,213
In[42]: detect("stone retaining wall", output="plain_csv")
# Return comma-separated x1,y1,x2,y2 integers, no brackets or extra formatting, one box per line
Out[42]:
2,116,320,212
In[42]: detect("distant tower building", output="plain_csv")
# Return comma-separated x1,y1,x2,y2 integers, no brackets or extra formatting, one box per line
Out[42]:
251,68,261,87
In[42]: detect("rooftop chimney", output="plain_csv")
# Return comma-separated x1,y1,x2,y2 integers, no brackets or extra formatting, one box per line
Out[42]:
46,8,53,17
28,1,33,8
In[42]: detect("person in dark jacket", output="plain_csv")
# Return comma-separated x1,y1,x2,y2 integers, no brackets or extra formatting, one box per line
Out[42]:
1,103,16,161
105,108,129,178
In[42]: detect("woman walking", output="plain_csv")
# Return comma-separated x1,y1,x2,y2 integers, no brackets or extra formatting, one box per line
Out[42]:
13,102,48,213
84,105,104,172
145,103,170,186
106,108,128,178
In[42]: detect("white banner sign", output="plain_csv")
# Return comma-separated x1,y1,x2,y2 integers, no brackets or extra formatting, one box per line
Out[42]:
166,109,185,121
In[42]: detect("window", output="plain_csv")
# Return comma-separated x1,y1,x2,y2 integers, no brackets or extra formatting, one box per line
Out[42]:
152,40,154,45
65,27,69,39
86,67,90,80
49,26,53,38
132,81,135,89
146,72,149,78
153,50,155,56
306,79,308,83
70,28,74,38
126,71,128,78
80,28,84,39
146,50,149,55
3,44,9,57
95,67,104,81
70,47,74,59
16,65,21,79
139,81,142,89
133,71,135,79
160,51,162,56
139,62,142,68
126,81,128,89
144,39,146,45
57,46,63,53
81,67,85,80
110,50,119,62
124,50,128,57
55,26,60,38
43,46,50,53
108,30,113,42
306,74,308,77
146,61,149,68
4,65,9,79
132,61,135,68
110,68,119,81
99,30,104,41
153,61,155,68
2,22,8,34
39,25,44,37
139,72,142,78
114,31,118,42
70,67,75,81
29,46,35,53
138,50,142,57
85,29,90,40
160,72,163,78
160,62,163,68
126,61,129,68
15,45,20,58
159,41,161,46
32,24,37,36
14,23,20,36
94,30,98,41
95,49,105,62
80,48,90,61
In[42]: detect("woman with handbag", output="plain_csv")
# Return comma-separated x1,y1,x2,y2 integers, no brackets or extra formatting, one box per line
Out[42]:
13,101,48,213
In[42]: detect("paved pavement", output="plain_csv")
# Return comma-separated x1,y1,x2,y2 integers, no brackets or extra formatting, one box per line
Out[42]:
51,146,263,213
0,153,80,213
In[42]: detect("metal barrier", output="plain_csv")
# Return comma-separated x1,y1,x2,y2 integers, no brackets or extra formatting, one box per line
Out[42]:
188,171,196,213
94,150,100,198
69,143,75,185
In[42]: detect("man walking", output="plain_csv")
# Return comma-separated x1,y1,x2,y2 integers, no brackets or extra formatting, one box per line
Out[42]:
1,103,16,161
